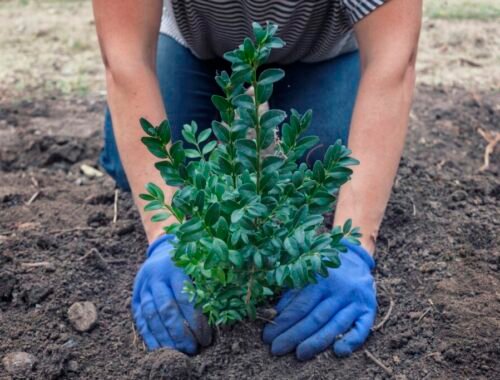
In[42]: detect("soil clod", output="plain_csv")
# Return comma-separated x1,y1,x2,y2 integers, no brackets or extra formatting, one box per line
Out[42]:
67,301,98,332
2,352,37,376
137,349,193,380
0,271,16,302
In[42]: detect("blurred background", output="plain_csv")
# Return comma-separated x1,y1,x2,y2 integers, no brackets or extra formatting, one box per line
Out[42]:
0,0,498,101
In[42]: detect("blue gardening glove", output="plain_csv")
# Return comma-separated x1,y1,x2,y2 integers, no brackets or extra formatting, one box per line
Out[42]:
132,234,212,354
263,240,376,361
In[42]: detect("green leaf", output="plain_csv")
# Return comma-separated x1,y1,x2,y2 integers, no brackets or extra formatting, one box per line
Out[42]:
300,110,313,130
233,94,254,110
263,287,273,296
258,68,285,86
275,266,286,286
229,250,243,267
181,128,197,145
211,95,231,113
235,139,256,157
268,36,285,49
243,37,255,60
235,139,257,170
169,141,185,164
144,200,164,212
256,83,273,104
290,265,301,288
247,203,268,218
157,120,171,144
260,109,286,130
151,212,170,222
230,67,252,85
266,22,278,37
212,121,230,143
252,21,267,44
198,129,212,144
215,217,229,240
343,219,353,234
139,193,155,201
185,149,201,159
145,183,164,203
205,250,219,269
218,156,233,174
302,214,324,230
202,140,217,155
179,218,204,235
141,137,168,158
205,203,220,226
231,208,245,224
324,255,341,269
312,161,325,182
254,251,263,269
140,118,156,137
195,190,205,211
223,50,243,64
284,237,300,257
281,123,294,147
293,205,309,228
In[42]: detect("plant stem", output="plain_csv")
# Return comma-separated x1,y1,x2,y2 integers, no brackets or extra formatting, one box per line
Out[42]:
252,62,262,193
245,265,255,304
164,203,183,223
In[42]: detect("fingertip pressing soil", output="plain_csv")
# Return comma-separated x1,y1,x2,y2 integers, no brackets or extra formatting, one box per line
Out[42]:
0,86,499,379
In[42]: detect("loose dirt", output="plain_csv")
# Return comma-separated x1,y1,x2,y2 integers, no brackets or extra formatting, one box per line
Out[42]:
0,85,498,379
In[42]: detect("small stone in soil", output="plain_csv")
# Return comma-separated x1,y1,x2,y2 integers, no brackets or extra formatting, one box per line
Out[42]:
2,352,37,375
68,301,98,332
138,349,192,380
231,342,241,354
67,360,79,372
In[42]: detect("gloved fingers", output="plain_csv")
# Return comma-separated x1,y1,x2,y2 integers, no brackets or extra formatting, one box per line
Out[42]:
296,306,358,361
132,268,145,312
151,283,198,354
333,310,376,357
134,308,161,350
263,285,324,344
275,289,299,313
270,297,345,356
141,290,176,349
170,271,212,347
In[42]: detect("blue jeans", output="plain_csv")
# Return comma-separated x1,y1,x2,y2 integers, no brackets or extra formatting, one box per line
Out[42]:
100,34,361,191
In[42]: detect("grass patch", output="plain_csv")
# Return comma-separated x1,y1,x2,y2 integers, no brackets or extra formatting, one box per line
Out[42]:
425,0,500,20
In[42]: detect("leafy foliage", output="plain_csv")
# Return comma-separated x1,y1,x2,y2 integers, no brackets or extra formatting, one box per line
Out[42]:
140,22,361,325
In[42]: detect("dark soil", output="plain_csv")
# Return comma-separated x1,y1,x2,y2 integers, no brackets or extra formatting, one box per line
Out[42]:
0,86,499,379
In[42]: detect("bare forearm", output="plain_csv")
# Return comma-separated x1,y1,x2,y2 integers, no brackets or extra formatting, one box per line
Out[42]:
334,66,416,253
106,69,176,241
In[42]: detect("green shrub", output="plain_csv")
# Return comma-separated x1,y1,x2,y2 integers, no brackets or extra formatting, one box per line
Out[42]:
139,22,361,325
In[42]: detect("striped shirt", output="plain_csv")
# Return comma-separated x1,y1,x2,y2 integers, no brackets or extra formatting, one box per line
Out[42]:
160,0,387,64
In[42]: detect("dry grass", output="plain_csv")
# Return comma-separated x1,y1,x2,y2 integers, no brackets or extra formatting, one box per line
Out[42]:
0,0,498,101
424,0,500,20
0,0,103,100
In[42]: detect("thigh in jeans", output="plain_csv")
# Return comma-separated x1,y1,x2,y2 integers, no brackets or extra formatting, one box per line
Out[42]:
100,34,222,190
271,51,361,165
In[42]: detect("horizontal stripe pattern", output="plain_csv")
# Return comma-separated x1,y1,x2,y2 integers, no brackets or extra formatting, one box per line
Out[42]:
160,0,386,63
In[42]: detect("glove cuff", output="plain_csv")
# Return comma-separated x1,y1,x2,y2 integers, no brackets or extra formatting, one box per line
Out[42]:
146,234,176,258
340,239,376,271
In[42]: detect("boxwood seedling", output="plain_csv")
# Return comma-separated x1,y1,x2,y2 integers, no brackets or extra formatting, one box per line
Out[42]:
139,22,361,325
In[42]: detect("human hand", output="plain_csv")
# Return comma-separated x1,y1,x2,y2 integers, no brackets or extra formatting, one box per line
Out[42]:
132,235,212,354
263,240,376,360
